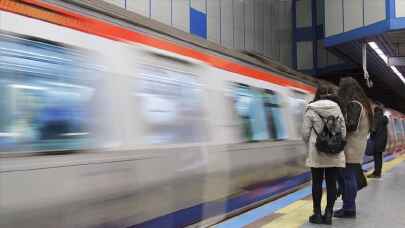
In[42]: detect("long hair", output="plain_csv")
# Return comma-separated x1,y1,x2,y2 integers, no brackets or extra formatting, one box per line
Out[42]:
338,77,373,128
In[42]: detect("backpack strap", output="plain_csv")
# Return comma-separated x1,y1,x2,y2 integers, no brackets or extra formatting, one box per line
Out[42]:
309,109,328,136
311,110,341,136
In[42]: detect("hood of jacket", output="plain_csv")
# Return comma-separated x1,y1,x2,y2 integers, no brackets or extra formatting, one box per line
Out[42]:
306,99,341,118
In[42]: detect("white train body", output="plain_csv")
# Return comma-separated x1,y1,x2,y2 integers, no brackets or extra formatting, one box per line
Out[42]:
0,3,403,228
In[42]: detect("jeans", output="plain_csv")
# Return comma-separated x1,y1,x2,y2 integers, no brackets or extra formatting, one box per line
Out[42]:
341,164,358,211
311,167,338,213
373,151,383,176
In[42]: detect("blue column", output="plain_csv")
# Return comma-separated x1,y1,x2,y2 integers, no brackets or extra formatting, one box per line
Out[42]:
190,7,207,39
386,0,396,19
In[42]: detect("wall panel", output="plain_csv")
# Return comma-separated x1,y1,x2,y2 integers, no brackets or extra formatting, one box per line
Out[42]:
297,41,313,69
98,0,294,67
126,0,150,17
365,0,385,25
104,0,125,8
264,0,272,57
151,0,172,25
207,0,221,43
221,0,234,48
191,0,206,13
173,0,190,32
396,0,405,17
279,0,292,66
325,0,343,36
270,0,281,61
343,0,363,31
244,0,255,51
254,0,265,54
233,0,245,50
296,0,312,28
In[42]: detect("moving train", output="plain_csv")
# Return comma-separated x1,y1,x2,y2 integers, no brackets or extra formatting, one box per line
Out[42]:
0,1,404,228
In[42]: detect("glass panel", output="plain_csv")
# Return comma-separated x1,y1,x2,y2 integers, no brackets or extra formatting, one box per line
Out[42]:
0,36,101,152
402,120,405,136
263,89,287,140
135,64,203,144
394,119,402,137
288,90,307,138
231,83,286,142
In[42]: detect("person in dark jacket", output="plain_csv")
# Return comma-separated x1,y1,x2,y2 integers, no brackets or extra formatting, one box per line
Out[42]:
368,105,389,178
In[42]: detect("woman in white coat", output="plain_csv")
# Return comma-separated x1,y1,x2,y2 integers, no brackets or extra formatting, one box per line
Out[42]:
302,84,346,225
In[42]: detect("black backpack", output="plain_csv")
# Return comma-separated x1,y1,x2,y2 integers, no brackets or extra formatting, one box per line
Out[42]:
312,114,346,155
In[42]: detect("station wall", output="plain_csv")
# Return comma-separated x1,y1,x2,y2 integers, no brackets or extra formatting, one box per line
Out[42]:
325,0,386,37
294,0,345,73
102,0,294,67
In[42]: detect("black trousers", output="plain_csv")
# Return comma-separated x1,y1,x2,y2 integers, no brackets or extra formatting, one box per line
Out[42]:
311,167,338,214
373,151,383,176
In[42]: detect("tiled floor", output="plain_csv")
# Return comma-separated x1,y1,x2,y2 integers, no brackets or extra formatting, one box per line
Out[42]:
216,154,405,228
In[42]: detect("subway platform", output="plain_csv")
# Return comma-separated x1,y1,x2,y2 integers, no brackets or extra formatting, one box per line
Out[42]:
215,154,405,228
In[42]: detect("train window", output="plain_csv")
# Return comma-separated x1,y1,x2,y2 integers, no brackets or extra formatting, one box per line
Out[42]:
135,64,203,144
289,90,307,137
0,36,99,152
263,89,288,139
402,120,405,136
394,119,402,137
232,83,286,142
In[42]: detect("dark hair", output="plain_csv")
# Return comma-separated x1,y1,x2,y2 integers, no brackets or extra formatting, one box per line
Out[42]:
338,77,373,128
312,84,334,101
311,84,341,106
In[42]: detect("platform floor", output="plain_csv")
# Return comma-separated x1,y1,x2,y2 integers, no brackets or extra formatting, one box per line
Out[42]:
216,154,405,228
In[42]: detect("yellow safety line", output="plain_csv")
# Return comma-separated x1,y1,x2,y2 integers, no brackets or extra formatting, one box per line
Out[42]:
259,154,405,228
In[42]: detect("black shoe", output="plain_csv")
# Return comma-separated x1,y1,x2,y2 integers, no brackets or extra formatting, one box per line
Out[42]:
322,211,333,225
333,209,356,218
309,213,323,224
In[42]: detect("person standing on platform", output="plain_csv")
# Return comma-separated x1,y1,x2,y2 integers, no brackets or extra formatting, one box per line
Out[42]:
302,84,346,225
368,104,389,178
334,77,373,219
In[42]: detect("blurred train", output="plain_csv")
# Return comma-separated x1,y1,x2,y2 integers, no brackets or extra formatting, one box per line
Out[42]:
0,1,404,228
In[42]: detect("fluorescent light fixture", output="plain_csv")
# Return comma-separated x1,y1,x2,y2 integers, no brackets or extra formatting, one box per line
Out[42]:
375,49,384,56
368,42,405,84
368,42,379,50
378,54,388,63
390,66,405,83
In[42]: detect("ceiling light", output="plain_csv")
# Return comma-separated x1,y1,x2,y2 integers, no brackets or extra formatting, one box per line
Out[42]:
368,42,405,84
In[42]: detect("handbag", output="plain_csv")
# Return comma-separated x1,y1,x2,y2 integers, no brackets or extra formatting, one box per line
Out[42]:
365,138,375,156
355,164,368,191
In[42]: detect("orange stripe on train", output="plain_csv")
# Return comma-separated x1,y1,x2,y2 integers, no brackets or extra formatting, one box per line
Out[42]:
0,0,316,93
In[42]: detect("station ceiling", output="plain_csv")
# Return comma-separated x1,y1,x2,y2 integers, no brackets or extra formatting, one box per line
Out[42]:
321,35,405,113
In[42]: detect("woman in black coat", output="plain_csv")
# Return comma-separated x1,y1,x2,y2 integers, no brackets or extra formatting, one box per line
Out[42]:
368,106,388,178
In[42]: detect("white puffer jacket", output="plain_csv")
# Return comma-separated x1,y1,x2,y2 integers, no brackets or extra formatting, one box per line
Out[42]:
302,100,347,168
